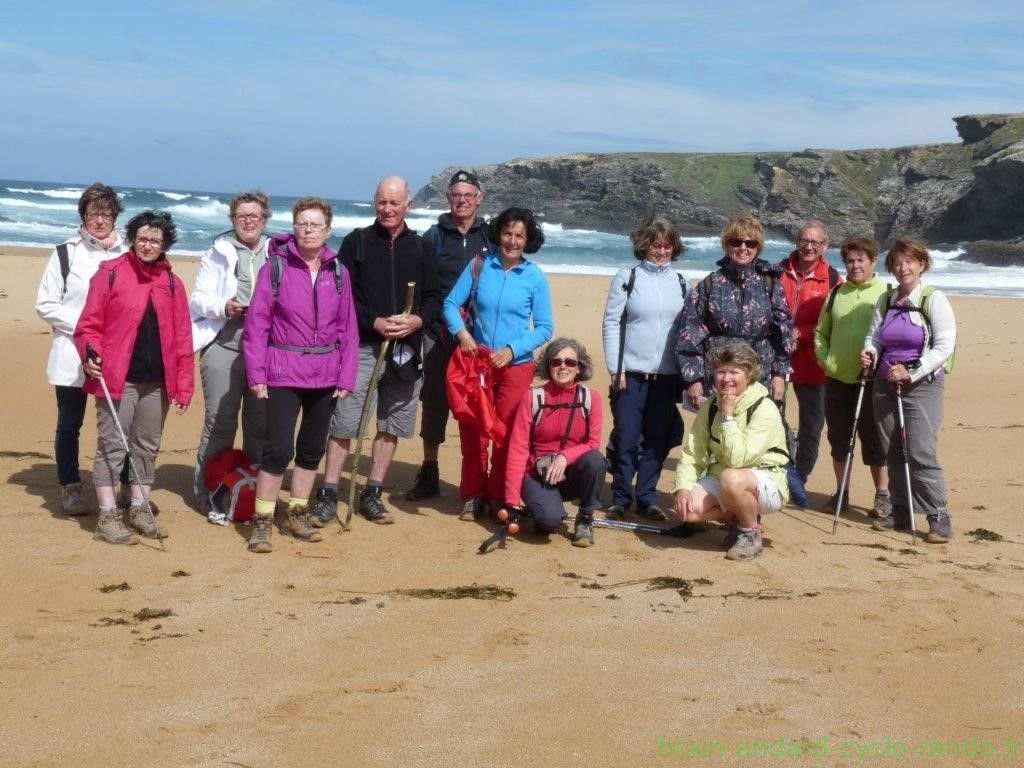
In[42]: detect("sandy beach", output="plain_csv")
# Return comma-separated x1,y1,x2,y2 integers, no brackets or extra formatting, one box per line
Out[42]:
1,244,1022,767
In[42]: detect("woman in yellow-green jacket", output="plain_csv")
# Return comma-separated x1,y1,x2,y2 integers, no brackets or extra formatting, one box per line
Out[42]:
672,341,790,561
814,235,890,518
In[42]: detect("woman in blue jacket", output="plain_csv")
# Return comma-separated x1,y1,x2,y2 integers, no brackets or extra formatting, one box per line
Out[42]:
443,207,553,521
602,215,687,520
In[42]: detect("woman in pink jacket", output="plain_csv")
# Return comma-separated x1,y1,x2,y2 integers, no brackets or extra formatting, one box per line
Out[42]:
242,197,359,553
504,338,605,548
74,211,194,545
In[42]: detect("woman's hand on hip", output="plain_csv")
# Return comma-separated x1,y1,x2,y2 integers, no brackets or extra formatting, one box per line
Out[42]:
490,346,513,369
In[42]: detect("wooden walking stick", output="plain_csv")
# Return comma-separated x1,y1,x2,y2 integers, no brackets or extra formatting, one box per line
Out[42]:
344,281,416,529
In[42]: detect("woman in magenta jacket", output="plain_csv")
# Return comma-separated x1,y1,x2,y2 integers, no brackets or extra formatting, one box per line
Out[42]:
242,197,359,553
74,210,194,545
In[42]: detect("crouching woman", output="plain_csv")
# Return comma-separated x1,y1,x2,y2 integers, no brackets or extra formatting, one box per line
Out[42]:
672,341,790,560
503,338,605,547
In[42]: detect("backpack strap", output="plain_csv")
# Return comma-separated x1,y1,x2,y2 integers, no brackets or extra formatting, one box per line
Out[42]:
827,265,840,289
615,267,638,382
270,252,284,298
824,283,841,316
530,385,591,450
56,244,71,297
431,225,443,260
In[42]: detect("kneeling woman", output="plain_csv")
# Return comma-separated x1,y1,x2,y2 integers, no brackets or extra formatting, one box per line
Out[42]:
504,338,605,547
672,341,790,560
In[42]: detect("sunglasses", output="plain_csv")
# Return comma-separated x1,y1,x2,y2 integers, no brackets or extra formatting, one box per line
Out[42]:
727,238,759,249
550,357,579,368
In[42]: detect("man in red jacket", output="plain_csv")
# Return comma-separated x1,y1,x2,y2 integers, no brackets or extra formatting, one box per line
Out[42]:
777,221,841,490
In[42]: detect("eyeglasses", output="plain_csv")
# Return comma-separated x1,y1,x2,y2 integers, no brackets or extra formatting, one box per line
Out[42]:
234,213,265,223
798,237,826,248
86,212,114,222
294,222,329,233
727,238,759,249
649,243,674,253
550,357,579,369
135,237,164,248
449,192,480,201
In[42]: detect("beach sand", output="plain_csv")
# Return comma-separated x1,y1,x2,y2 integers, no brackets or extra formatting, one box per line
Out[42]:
1,245,1022,767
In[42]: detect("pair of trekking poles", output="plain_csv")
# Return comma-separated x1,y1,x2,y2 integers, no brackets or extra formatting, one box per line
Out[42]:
833,365,916,542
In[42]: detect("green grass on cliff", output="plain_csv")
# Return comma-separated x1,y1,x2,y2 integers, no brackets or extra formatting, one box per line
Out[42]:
830,151,897,211
638,153,758,207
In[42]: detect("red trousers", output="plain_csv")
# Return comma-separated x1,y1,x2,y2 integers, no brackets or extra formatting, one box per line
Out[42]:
458,361,535,501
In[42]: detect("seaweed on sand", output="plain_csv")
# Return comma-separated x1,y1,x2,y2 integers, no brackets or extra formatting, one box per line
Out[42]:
99,582,131,593
393,584,515,601
967,528,1004,542
134,607,174,621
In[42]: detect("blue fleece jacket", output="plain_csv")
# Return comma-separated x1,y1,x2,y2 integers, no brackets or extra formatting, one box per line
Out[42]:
442,253,553,364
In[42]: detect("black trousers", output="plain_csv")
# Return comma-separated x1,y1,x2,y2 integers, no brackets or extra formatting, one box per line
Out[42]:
521,449,606,531
261,386,336,474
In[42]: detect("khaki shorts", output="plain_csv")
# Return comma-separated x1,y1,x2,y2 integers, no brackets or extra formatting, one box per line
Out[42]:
697,470,784,517
330,343,421,439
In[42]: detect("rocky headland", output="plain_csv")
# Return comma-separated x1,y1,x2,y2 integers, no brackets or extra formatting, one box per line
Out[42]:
414,113,1024,266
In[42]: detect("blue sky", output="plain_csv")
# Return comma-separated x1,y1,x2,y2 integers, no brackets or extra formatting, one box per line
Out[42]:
1,0,1020,199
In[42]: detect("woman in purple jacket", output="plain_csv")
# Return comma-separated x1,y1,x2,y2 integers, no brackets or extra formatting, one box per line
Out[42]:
242,198,358,553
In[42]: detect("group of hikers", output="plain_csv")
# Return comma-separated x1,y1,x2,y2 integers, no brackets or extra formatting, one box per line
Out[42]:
35,172,956,560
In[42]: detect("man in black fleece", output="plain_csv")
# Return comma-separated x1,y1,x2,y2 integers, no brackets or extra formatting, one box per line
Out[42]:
313,176,441,525
405,170,492,501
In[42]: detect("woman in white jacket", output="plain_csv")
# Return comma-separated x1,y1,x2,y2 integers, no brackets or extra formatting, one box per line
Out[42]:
189,191,271,516
35,182,126,516
601,215,687,521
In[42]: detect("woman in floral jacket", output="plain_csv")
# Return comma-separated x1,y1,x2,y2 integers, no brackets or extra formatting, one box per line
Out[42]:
675,215,794,410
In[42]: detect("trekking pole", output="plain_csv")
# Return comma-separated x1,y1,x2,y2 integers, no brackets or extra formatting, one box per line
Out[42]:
895,382,917,543
833,366,870,535
86,344,165,550
344,281,416,529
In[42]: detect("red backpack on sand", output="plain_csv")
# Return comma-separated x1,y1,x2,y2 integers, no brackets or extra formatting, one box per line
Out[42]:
203,448,259,522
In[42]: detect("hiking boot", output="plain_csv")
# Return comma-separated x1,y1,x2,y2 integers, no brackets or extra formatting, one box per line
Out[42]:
725,526,763,560
310,487,338,527
636,504,668,522
405,462,440,501
248,514,274,553
359,487,393,525
872,510,912,532
822,492,845,514
284,505,323,542
93,507,139,545
572,514,594,548
604,504,629,519
61,482,89,516
128,504,167,539
459,497,483,521
925,511,952,543
871,491,892,519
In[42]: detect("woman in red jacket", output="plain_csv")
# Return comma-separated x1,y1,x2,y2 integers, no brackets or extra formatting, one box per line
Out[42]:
504,338,605,548
75,211,194,545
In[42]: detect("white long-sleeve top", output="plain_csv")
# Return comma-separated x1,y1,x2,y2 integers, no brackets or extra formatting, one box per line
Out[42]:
35,228,126,386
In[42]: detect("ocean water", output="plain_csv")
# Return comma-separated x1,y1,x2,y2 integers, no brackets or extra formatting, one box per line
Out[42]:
3,178,1023,298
